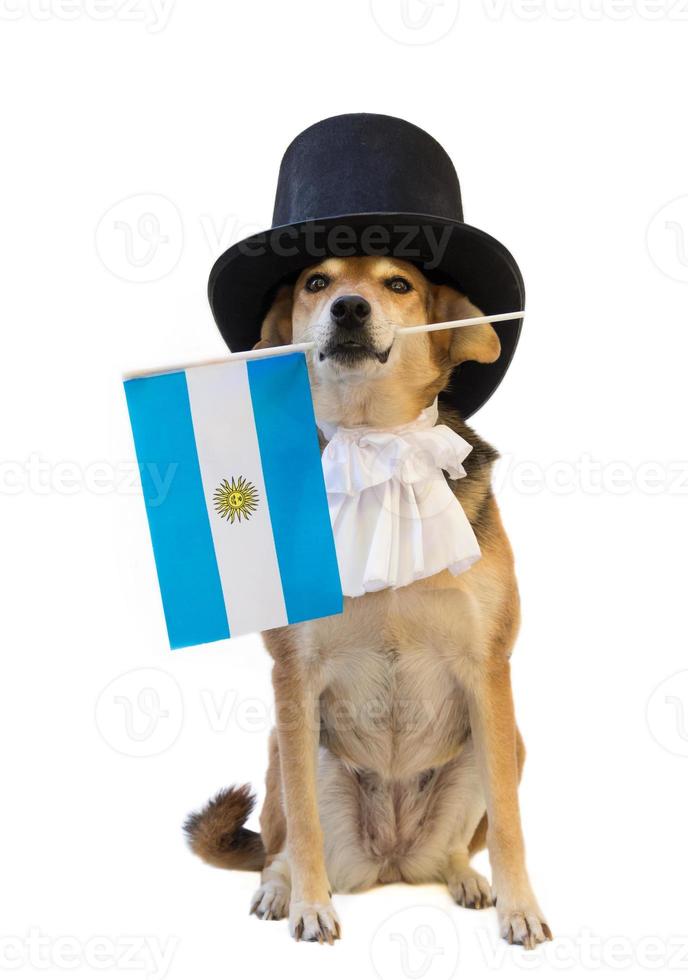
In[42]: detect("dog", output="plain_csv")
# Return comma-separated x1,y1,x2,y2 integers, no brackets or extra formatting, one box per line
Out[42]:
185,256,551,948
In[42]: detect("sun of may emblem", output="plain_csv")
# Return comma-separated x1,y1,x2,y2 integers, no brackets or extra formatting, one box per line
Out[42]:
213,476,259,524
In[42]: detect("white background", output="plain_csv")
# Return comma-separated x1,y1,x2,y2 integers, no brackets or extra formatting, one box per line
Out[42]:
2,2,688,978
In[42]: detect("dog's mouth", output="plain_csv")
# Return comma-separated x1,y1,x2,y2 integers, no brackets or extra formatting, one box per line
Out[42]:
318,341,392,365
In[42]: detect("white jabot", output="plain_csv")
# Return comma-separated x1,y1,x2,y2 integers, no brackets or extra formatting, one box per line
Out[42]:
318,401,481,597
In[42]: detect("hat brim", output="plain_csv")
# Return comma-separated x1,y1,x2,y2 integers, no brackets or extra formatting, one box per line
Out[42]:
208,212,524,420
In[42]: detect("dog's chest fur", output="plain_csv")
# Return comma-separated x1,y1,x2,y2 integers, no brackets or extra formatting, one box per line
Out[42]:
312,584,476,783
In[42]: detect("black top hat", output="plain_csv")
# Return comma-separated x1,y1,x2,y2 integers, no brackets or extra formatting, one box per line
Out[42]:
208,113,524,419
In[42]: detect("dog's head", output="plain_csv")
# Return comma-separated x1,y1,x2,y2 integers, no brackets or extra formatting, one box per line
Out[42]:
256,256,500,426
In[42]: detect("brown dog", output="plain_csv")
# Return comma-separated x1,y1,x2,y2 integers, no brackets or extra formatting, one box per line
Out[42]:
185,256,551,948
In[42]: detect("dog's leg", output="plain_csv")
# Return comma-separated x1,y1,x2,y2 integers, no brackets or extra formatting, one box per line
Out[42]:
250,851,291,922
442,739,493,910
468,658,551,948
467,725,525,858
272,659,341,943
250,730,291,921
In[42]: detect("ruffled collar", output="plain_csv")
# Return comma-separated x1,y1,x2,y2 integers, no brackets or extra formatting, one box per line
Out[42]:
317,401,481,597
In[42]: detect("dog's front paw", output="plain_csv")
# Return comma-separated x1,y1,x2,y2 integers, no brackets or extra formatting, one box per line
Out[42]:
250,880,290,921
289,899,341,944
447,866,493,909
498,903,552,949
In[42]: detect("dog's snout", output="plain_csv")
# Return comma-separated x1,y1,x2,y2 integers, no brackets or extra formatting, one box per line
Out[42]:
330,294,371,329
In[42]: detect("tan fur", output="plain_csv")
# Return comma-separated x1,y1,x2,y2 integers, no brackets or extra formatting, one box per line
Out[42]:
186,258,550,947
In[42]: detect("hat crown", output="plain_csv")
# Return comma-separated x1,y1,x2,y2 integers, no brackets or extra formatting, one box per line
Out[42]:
272,113,464,227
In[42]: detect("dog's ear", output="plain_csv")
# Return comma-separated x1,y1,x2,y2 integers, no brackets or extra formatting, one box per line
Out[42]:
253,284,293,350
428,283,501,366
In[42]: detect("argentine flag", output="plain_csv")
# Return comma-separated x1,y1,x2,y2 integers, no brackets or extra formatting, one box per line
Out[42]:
124,352,342,649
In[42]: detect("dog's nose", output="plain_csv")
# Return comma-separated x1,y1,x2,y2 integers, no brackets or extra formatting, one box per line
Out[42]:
330,295,371,329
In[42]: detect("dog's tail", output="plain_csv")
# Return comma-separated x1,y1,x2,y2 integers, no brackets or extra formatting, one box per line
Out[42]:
183,784,265,871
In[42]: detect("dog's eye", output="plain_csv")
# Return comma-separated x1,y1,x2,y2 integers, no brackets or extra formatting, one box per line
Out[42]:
387,276,412,294
305,273,330,293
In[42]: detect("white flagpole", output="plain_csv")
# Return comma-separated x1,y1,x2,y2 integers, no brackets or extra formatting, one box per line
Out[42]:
123,310,524,379
395,309,525,336
221,309,525,362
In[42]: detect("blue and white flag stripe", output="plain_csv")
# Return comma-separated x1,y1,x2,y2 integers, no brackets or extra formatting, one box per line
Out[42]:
124,352,342,649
